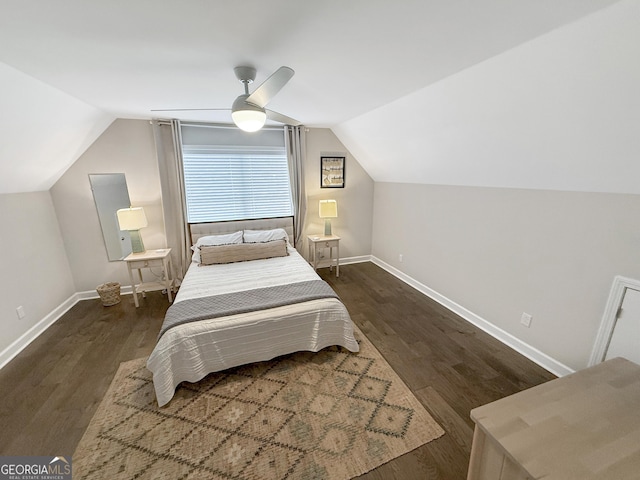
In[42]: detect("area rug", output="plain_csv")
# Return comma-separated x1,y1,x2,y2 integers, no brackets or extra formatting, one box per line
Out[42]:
73,327,444,479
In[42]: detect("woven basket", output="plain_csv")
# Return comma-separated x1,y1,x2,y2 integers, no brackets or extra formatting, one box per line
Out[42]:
96,282,121,306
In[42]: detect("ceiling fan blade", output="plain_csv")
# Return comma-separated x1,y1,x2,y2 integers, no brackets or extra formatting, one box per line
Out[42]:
150,108,229,112
246,66,295,108
266,109,301,126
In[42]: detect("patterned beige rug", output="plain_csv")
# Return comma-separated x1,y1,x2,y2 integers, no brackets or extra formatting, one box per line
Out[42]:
73,327,444,479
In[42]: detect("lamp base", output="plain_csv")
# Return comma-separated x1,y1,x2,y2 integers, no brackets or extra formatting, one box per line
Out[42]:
130,230,145,253
324,219,332,236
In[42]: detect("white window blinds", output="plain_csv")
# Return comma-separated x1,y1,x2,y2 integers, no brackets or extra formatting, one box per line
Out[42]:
181,127,292,223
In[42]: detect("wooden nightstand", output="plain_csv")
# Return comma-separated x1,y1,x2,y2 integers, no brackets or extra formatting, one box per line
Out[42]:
123,248,175,307
307,234,340,277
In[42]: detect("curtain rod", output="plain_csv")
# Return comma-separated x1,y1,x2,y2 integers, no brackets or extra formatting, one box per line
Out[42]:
152,119,285,131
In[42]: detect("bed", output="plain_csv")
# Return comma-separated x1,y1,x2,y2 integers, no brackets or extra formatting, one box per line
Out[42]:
146,217,359,407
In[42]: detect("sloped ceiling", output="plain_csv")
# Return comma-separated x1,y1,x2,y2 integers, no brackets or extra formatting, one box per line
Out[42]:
0,0,629,194
334,0,640,194
0,62,114,193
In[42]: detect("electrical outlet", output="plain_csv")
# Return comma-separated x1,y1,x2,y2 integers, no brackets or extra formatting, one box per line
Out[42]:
16,306,26,319
520,312,532,328
399,254,403,262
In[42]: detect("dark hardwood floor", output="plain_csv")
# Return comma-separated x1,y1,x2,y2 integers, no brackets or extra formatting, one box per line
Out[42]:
0,262,555,479
321,263,555,479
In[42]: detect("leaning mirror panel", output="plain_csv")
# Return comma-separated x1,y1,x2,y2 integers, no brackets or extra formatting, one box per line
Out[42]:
89,173,133,261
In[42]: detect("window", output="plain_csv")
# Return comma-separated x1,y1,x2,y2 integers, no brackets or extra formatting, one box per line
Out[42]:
181,126,292,223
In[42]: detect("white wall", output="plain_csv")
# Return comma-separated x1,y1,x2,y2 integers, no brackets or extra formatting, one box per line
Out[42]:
334,0,640,195
303,129,374,260
49,122,373,293
328,0,640,373
372,183,640,371
0,191,76,358
50,119,165,292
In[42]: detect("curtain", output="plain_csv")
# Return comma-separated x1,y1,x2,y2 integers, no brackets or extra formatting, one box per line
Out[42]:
284,125,307,247
152,119,191,280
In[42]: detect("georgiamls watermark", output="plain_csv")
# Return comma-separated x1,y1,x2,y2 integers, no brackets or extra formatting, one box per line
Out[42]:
1,456,71,480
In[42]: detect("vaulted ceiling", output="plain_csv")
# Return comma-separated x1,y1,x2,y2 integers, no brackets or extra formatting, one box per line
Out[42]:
1,0,635,194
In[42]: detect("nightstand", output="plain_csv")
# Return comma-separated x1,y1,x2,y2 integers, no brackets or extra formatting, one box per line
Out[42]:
123,248,175,307
307,234,340,277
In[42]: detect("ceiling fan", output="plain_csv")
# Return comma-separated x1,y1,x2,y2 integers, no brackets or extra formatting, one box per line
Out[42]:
152,65,301,132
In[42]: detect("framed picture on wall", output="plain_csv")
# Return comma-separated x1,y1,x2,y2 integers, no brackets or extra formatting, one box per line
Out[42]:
320,156,345,188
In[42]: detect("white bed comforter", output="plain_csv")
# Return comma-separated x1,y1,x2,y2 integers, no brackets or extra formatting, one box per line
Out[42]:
146,246,359,406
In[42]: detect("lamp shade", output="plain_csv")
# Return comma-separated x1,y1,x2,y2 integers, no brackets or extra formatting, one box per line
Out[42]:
232,94,267,132
116,207,148,231
319,199,338,218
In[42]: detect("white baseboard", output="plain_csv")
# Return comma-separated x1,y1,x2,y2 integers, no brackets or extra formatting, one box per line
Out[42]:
370,256,574,377
0,293,81,370
340,255,372,265
2,258,572,378
0,286,135,370
76,284,134,300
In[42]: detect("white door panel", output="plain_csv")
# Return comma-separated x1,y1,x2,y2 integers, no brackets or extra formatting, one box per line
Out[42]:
605,287,640,364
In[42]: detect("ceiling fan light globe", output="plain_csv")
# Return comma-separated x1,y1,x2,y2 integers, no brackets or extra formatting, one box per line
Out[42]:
231,94,267,132
232,109,267,132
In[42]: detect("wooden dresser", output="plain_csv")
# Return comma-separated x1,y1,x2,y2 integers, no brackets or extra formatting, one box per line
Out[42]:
468,357,640,480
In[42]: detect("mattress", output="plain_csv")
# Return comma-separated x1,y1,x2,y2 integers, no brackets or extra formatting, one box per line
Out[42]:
146,246,359,406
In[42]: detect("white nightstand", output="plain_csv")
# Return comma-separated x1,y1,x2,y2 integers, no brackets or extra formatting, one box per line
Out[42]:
307,234,340,277
123,248,175,307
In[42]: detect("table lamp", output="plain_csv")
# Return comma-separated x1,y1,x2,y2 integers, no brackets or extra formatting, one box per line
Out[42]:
116,206,148,253
319,199,337,236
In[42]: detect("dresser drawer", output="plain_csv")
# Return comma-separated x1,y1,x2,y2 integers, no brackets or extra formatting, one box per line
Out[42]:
127,258,163,269
315,239,339,251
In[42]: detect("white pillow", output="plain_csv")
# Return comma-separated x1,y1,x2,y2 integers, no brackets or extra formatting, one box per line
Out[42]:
243,228,289,244
191,231,243,263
